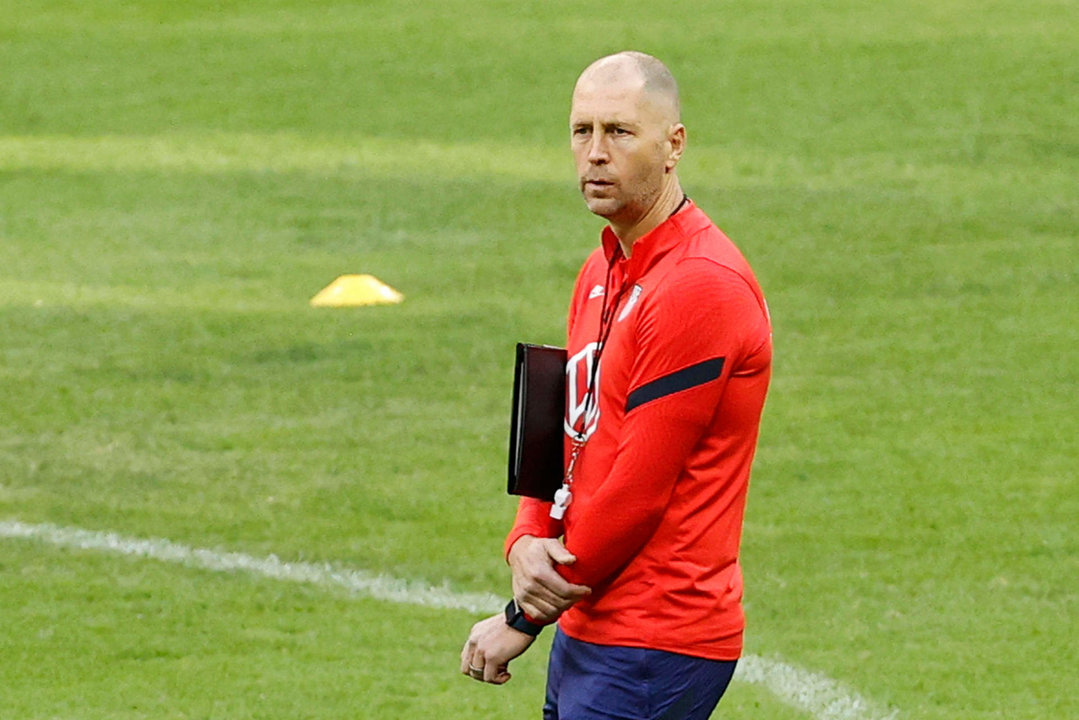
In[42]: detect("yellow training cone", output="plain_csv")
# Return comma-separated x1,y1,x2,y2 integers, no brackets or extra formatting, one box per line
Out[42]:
309,274,404,307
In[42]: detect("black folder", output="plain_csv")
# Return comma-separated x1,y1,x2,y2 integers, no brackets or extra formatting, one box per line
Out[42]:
507,343,567,500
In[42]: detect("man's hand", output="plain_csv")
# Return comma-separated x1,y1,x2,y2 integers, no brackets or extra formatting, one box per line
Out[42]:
459,614,535,685
508,535,591,623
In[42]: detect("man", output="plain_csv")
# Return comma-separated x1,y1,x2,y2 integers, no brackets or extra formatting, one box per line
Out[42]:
460,51,772,719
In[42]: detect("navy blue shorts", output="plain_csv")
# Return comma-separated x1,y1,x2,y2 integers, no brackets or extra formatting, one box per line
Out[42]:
543,627,738,720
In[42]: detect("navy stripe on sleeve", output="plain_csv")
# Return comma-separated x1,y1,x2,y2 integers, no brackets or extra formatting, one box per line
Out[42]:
624,357,726,413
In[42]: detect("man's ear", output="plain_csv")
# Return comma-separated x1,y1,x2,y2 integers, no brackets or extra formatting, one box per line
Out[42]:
666,123,686,172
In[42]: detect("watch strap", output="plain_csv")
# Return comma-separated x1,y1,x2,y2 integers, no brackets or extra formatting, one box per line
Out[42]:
504,598,544,636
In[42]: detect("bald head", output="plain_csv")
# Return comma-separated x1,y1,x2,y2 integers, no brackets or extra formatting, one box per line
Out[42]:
569,52,687,246
575,51,681,125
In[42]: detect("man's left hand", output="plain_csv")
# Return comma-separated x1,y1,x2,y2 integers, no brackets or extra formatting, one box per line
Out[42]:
459,614,536,684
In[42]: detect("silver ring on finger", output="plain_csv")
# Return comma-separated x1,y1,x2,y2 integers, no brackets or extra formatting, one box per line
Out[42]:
468,664,484,679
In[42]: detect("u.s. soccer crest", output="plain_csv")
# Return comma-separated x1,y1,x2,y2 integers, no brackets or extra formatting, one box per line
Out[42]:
565,342,601,441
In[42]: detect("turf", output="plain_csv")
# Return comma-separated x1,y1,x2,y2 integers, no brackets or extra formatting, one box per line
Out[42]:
1,1,1076,718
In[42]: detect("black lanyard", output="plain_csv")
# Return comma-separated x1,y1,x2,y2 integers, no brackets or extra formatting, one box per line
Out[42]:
573,194,688,440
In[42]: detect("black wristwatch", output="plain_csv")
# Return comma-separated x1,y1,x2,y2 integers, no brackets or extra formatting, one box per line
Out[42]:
504,598,544,636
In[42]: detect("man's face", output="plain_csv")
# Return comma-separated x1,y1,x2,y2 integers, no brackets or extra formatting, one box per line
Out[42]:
570,76,674,226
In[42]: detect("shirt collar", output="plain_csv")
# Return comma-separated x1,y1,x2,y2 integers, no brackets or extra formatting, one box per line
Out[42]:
599,200,709,282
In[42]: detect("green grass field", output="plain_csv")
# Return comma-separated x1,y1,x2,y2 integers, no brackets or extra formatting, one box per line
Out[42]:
1,1,1076,718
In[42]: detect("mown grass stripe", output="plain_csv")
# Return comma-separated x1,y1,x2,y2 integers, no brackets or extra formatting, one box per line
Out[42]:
0,133,566,181
0,133,1055,194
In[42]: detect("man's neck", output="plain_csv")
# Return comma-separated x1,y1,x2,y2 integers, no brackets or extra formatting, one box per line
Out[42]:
610,180,685,258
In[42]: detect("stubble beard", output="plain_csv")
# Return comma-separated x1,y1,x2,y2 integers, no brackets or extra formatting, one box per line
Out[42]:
582,182,661,229
582,190,621,220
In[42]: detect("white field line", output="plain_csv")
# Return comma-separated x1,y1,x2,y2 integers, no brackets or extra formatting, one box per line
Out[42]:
736,656,899,720
1,520,897,720
0,520,501,614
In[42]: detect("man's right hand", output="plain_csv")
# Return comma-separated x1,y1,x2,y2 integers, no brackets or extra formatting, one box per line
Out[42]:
508,535,591,623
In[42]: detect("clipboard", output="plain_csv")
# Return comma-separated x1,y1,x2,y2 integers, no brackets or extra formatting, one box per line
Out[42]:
507,343,567,501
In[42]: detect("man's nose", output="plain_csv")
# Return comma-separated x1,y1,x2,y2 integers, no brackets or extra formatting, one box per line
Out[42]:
587,133,609,164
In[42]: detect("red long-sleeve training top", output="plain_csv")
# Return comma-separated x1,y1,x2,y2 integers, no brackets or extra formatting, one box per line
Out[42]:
505,202,772,660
